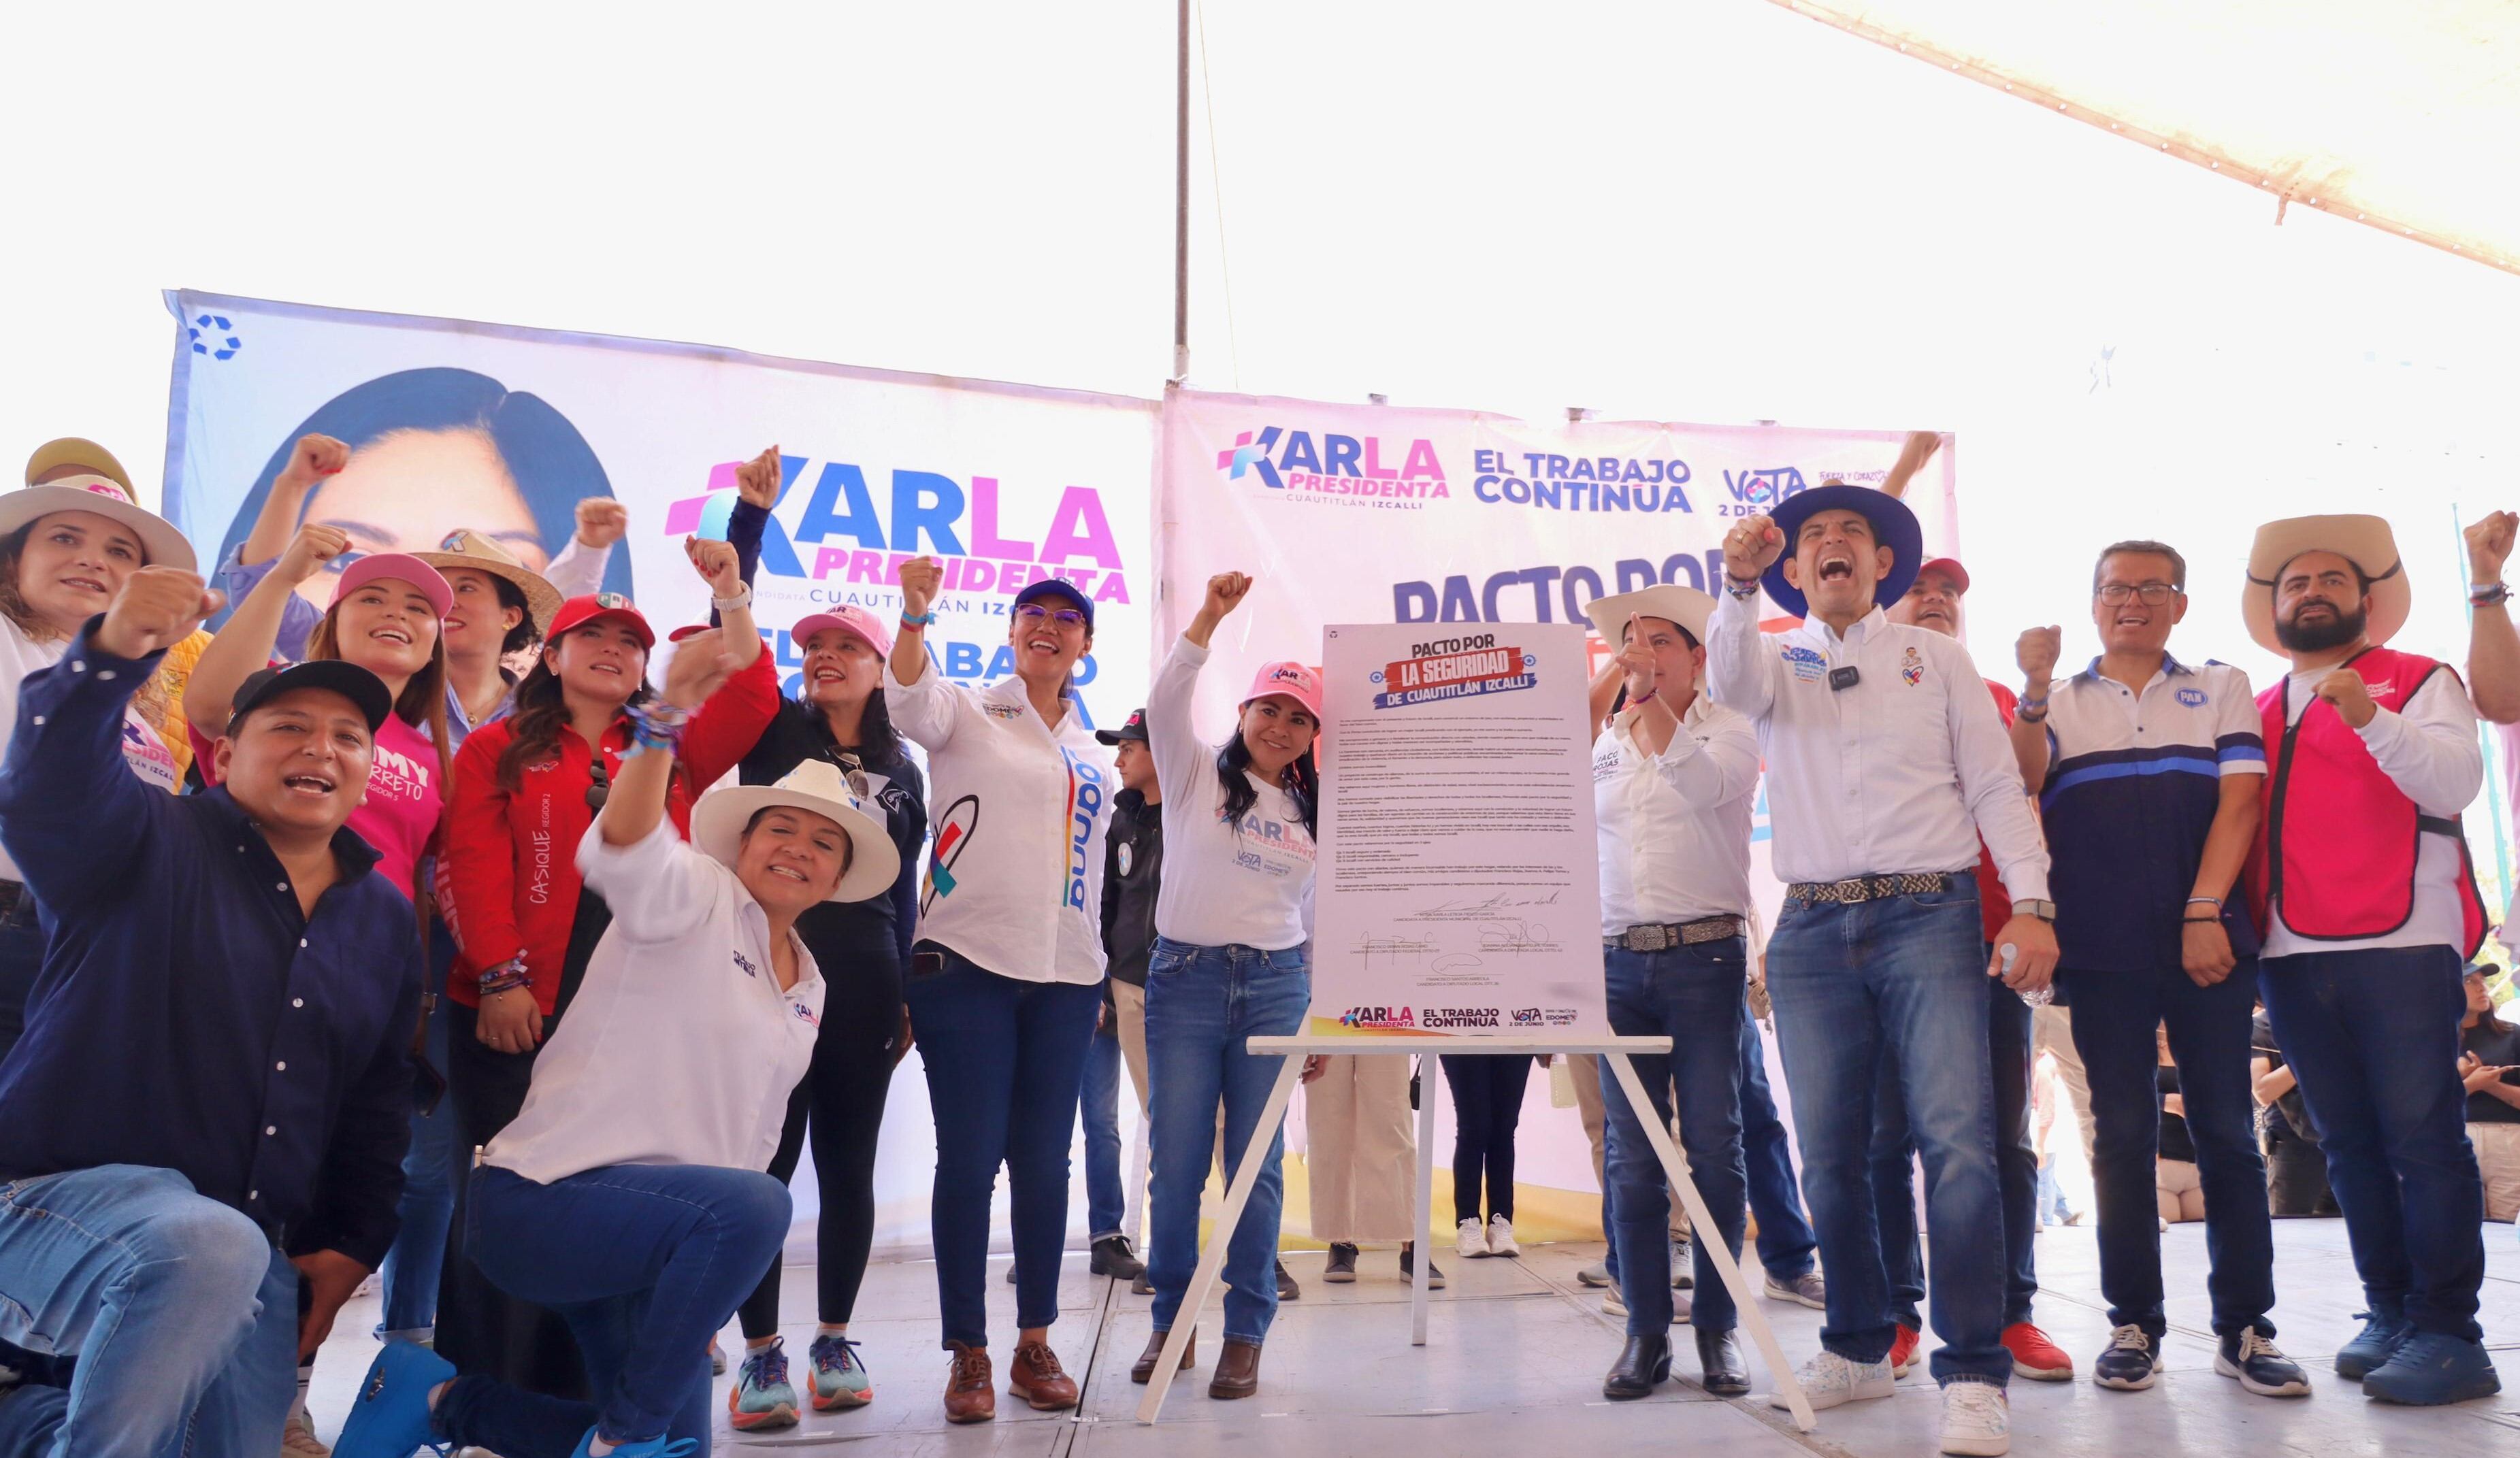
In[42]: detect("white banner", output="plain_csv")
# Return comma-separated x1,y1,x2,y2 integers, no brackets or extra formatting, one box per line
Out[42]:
1158,388,1964,938
164,291,1158,729
162,292,1161,1255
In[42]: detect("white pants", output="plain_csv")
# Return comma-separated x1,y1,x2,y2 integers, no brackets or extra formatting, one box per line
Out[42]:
2033,1002,2097,1163
2470,1121,2520,1221
1305,1055,1419,1243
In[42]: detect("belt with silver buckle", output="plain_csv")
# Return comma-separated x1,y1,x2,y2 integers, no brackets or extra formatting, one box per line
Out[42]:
1784,872,1963,905
1605,915,1746,953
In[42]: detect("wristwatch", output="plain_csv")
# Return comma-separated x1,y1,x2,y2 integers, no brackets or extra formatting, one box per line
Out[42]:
2012,899,2057,922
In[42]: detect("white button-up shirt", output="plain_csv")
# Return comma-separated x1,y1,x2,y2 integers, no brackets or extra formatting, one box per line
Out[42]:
1594,692,1760,935
2264,665,2481,957
482,816,825,1185
885,664,1113,986
1706,591,2050,900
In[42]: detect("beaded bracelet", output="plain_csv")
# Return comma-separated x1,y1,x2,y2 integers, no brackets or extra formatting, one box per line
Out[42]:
624,699,691,756
477,956,531,998
1722,576,1761,600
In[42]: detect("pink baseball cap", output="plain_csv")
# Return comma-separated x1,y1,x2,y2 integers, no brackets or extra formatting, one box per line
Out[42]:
790,605,894,658
1241,660,1324,720
335,553,453,619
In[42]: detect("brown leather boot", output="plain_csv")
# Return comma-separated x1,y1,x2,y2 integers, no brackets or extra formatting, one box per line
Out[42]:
1131,1327,1195,1383
942,1341,995,1424
1007,1339,1079,1410
1208,1338,1262,1399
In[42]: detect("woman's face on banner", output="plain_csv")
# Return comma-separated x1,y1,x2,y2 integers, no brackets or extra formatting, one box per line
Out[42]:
290,427,543,614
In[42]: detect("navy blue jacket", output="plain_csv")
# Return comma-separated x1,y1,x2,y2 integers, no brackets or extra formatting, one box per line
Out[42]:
0,623,422,1267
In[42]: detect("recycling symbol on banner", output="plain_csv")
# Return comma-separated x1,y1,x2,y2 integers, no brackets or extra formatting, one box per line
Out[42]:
188,313,242,361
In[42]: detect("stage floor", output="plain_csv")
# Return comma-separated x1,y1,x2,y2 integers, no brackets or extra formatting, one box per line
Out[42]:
309,1216,2517,1455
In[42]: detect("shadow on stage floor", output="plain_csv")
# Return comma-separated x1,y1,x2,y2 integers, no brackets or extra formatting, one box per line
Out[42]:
309,1216,2517,1455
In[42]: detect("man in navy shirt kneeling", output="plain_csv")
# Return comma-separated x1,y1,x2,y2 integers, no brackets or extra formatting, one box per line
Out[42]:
0,565,423,1456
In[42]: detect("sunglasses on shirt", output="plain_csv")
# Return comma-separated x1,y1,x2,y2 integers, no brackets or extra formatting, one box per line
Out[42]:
585,755,609,812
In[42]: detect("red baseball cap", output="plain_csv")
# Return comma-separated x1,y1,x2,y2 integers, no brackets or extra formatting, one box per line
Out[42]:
1915,557,1971,593
789,605,894,658
1241,661,1324,720
546,593,655,650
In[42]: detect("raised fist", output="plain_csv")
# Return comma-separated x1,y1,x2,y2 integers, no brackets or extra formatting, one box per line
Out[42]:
2016,625,2062,686
97,567,221,659
734,446,783,510
660,627,735,709
1722,514,1786,583
275,434,350,493
2467,510,2517,585
898,557,944,620
685,535,741,597
574,498,629,550
1202,571,1253,620
274,525,352,586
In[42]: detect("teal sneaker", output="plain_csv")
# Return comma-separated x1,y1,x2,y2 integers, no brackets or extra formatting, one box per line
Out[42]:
567,1430,698,1458
333,1340,455,1458
808,1333,873,1410
727,1336,800,1431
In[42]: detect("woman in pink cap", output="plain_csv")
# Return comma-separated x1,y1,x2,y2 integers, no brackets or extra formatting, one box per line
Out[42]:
1130,570,1321,1402
186,521,455,902
719,602,930,1427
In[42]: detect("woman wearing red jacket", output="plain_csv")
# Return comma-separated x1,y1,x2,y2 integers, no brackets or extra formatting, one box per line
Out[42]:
434,538,776,1394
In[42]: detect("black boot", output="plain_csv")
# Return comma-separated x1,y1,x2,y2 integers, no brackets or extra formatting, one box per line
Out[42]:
1603,1333,1673,1400
1695,1328,1749,1397
1091,1235,1145,1280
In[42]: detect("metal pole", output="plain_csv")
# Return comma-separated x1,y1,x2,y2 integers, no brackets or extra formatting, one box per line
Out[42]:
1173,0,1191,382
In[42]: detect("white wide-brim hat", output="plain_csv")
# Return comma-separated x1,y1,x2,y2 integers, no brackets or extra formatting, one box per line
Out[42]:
2242,514,2407,655
1581,583,1716,647
691,757,900,903
0,478,197,573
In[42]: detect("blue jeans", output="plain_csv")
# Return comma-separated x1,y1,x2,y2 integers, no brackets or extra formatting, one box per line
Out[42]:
0,1165,297,1458
378,925,458,1337
1766,887,2009,1387
904,944,1101,1348
1873,974,2036,1329
2062,962,2274,1340
1083,1014,1126,1243
434,1162,789,1454
2259,946,2485,1341
1601,940,1749,1334
1739,1004,1819,1281
1145,938,1308,1345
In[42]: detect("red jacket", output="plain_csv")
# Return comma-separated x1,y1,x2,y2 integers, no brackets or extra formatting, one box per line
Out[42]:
1971,679,2019,943
441,650,777,1014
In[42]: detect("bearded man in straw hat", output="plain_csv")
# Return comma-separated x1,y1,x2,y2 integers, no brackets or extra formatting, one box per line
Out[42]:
2240,514,2498,1406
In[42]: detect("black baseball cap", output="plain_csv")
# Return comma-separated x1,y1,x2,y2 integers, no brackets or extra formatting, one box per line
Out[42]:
226,661,395,736
1095,707,1149,746
1013,577,1094,632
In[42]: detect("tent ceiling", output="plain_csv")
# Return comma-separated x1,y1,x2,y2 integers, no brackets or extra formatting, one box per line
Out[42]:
1772,1,2520,276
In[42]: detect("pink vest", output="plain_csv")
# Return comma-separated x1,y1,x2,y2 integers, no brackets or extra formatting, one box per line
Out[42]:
2246,646,2487,955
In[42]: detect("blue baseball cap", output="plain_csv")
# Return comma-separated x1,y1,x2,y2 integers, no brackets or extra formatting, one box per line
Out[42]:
1759,484,1924,619
1013,577,1094,631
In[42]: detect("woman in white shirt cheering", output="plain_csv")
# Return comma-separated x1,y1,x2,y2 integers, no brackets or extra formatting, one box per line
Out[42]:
883,559,1115,1425
334,626,899,1458
1130,571,1320,1402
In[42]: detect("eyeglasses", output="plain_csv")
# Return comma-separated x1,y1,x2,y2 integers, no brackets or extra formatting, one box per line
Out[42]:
585,754,609,812
2095,583,2179,605
1014,604,1086,628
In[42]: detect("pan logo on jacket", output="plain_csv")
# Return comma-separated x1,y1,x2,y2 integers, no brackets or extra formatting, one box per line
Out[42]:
922,795,980,910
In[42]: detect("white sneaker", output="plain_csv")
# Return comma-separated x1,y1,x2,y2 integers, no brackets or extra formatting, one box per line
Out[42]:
1938,1381,2010,1457
1603,1287,1629,1317
1487,1216,1521,1257
1768,1350,1896,1412
281,1408,332,1456
1456,1217,1490,1259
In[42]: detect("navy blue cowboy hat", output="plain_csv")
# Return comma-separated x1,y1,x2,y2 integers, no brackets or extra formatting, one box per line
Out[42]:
1758,483,1925,618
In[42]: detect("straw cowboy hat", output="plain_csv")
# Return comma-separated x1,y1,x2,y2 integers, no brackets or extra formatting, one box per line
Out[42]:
412,529,564,639
5,437,195,572
691,758,900,904
2242,514,2408,655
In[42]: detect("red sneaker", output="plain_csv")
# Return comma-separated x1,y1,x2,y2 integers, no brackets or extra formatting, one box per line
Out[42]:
2002,1321,2075,1380
1888,1324,1921,1379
